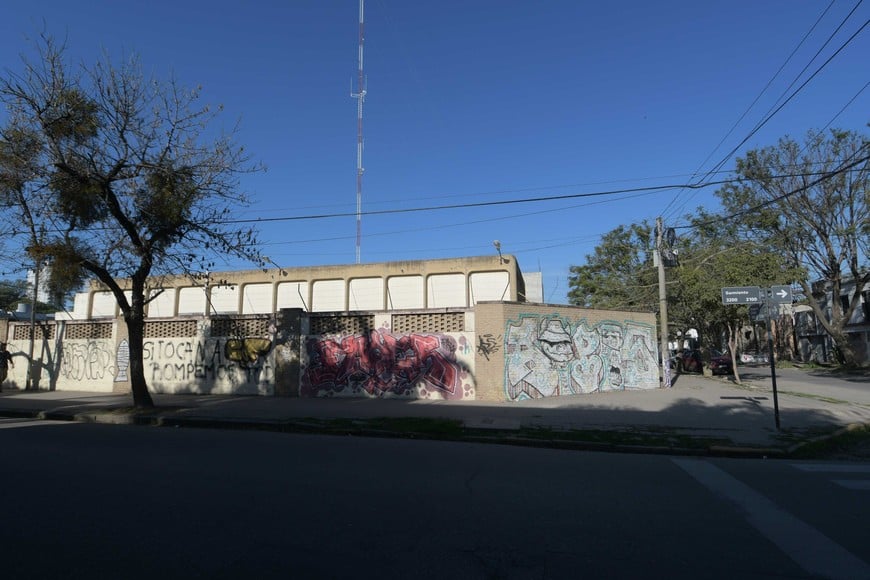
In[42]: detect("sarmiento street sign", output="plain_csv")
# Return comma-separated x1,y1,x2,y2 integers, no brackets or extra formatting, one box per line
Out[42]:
721,286,762,305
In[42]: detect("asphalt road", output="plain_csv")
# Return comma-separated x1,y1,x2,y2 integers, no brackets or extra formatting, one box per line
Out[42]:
2,419,869,579
736,366,870,405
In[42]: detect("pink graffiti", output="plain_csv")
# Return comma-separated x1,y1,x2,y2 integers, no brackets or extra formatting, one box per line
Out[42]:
301,331,466,399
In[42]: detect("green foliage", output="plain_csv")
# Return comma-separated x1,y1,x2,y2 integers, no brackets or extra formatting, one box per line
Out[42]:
43,88,100,143
568,127,867,366
715,128,869,366
139,164,197,245
0,34,264,407
49,162,109,225
568,221,657,310
567,209,793,350
0,279,29,311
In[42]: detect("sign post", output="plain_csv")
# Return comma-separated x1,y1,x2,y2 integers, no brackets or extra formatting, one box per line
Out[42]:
721,285,792,430
763,290,781,430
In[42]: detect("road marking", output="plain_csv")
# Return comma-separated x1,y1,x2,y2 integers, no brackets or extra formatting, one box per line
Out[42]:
674,458,870,580
0,418,78,429
791,464,870,491
791,464,870,473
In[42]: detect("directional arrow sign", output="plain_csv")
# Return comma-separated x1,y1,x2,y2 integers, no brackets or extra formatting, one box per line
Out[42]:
769,285,793,304
721,286,762,305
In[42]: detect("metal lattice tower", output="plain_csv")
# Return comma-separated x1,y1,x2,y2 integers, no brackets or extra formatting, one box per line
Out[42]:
351,0,366,264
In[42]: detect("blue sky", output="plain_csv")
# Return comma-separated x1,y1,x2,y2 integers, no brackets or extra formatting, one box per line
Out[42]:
1,1,867,302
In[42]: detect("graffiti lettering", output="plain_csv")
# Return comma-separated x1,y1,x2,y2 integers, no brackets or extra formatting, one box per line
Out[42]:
476,334,501,361
145,338,274,387
60,341,116,382
505,315,658,400
301,330,473,400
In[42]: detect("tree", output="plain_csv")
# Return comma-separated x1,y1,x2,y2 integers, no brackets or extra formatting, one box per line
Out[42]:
567,211,794,382
669,210,797,382
568,222,658,310
0,279,29,312
716,128,869,367
0,36,263,407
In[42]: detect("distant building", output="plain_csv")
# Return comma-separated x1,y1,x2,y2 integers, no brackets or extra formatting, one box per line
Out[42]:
794,276,870,364
26,265,52,304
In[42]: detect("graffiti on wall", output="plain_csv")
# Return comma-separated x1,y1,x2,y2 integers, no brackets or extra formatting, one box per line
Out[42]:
143,337,274,388
60,340,116,382
115,339,130,382
476,333,501,361
301,330,474,399
505,314,658,400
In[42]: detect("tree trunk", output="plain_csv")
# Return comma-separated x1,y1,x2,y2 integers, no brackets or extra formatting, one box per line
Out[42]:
125,313,154,409
829,328,860,368
727,321,741,385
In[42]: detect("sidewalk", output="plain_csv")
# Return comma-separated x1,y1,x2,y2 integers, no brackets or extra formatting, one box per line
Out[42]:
1,372,869,457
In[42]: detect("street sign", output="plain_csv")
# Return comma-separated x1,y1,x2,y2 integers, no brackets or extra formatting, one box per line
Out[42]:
721,286,762,305
769,285,793,304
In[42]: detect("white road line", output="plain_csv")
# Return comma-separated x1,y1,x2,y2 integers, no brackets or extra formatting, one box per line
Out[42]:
674,458,870,580
833,480,870,491
0,419,78,429
791,464,870,473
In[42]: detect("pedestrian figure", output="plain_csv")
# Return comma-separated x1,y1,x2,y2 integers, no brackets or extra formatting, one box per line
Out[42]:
0,342,14,391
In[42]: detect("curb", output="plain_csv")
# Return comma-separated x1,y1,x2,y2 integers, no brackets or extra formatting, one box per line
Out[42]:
0,407,796,459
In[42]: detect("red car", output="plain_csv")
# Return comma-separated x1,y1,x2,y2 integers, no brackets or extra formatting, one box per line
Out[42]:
672,349,733,375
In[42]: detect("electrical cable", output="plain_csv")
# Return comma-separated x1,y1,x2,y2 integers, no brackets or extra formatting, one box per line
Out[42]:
663,4,868,221
659,0,837,220
673,147,870,231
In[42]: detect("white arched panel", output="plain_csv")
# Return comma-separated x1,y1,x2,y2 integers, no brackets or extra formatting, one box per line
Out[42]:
276,281,309,310
312,279,345,312
210,285,239,314
91,292,117,318
427,273,466,308
242,283,274,314
387,275,424,309
147,288,176,318
178,287,207,315
349,277,384,310
469,271,511,304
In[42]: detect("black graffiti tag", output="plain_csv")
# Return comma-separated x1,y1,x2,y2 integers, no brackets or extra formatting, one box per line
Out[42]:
476,334,501,361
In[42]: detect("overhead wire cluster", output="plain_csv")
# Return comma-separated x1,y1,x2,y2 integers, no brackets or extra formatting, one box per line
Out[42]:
0,4,867,277
661,0,868,226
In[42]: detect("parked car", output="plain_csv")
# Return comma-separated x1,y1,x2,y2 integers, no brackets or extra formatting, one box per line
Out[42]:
671,348,733,375
708,349,734,375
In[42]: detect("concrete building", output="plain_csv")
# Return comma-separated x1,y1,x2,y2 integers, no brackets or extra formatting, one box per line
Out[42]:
1,255,662,400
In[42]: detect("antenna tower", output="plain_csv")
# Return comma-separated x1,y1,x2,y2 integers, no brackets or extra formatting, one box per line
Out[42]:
351,0,366,263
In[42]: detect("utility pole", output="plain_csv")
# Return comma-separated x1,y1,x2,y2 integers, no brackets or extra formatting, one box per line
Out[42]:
656,217,671,388
25,258,40,390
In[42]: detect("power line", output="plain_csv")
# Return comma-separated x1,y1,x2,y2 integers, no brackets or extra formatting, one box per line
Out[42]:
663,3,868,220
674,148,870,231
2,167,863,240
660,0,837,219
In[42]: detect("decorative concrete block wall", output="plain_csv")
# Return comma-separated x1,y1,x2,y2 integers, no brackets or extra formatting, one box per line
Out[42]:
297,310,476,400
3,316,277,396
